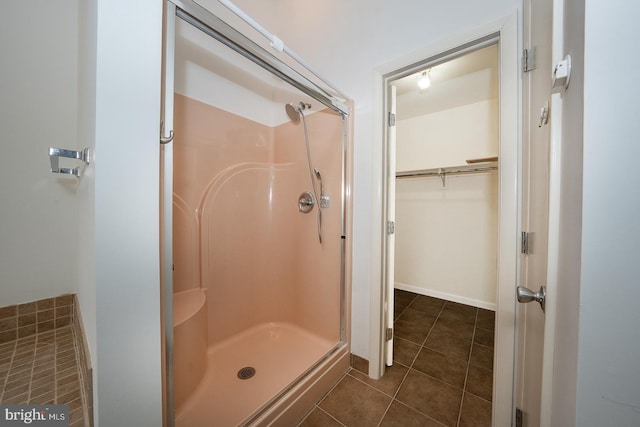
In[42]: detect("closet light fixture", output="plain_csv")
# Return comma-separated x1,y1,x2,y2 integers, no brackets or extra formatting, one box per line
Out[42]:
417,70,431,90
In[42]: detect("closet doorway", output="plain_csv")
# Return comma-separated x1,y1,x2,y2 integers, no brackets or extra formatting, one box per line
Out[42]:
372,17,520,426
391,44,499,310
390,41,499,422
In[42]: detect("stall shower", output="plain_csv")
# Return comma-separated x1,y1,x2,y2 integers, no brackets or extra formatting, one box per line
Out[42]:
162,2,351,425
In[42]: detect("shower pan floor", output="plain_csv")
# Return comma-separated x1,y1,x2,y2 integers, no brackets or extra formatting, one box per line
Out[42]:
176,321,335,427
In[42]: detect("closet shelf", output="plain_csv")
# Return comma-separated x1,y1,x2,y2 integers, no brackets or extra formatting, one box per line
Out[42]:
396,161,498,179
466,156,498,164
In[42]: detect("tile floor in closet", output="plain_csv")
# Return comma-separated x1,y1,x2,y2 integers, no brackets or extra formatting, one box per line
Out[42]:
299,289,495,427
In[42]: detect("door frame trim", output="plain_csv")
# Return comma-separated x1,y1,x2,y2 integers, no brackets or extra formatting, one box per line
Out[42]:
370,12,520,426
539,0,565,423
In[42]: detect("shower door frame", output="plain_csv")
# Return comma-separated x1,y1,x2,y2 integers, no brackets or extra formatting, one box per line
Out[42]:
160,1,352,425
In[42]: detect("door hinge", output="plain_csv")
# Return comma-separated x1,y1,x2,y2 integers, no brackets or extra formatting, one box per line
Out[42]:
522,48,536,72
388,112,396,127
521,231,531,254
387,221,395,235
385,327,393,341
515,407,523,427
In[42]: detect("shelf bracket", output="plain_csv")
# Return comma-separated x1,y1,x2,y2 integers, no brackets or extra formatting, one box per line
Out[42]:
438,168,446,189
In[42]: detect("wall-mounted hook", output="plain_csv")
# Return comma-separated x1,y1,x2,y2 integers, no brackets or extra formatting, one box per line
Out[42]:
48,147,90,178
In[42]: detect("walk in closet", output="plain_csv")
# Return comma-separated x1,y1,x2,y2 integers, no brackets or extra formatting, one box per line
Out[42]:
392,45,498,310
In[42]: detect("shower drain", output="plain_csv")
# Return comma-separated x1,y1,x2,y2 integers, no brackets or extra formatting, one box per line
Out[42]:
237,366,256,380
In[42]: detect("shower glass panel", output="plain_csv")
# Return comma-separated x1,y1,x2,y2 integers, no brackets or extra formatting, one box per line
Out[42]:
168,6,347,426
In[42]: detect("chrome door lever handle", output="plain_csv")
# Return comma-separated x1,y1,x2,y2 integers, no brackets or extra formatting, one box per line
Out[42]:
517,285,546,312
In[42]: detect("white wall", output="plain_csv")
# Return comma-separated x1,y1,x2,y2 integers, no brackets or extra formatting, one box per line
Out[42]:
0,1,78,306
76,3,165,425
395,100,498,308
576,1,640,425
85,1,164,426
395,175,498,307
222,0,520,359
396,99,498,171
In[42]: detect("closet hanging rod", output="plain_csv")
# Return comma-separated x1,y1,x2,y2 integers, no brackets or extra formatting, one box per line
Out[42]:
396,162,498,179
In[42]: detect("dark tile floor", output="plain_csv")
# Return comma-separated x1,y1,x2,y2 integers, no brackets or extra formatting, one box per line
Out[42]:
299,290,495,427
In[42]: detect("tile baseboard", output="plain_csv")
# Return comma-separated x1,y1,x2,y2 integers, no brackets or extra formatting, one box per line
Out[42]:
72,295,93,427
350,353,369,375
0,294,74,344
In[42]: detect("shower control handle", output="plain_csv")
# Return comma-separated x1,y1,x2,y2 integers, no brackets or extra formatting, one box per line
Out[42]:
298,191,315,213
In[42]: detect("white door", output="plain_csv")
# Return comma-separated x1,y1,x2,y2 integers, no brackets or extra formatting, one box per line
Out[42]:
516,0,553,424
384,85,397,367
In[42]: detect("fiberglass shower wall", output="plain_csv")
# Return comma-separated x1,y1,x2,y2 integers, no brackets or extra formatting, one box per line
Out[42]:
172,19,343,346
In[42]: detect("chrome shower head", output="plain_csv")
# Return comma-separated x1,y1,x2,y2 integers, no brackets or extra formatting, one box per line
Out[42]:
285,102,311,124
285,103,300,124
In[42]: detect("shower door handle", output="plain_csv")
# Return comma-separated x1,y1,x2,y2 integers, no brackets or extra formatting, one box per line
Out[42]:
160,121,174,144
160,130,174,144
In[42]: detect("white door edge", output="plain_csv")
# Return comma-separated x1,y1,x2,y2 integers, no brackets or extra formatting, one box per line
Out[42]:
384,85,397,367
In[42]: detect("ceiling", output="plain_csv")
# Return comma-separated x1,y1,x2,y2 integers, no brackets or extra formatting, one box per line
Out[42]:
393,45,498,120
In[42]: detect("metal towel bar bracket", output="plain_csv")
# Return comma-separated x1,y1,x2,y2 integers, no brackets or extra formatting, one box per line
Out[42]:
48,147,91,178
